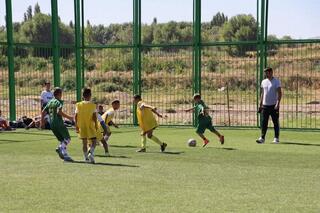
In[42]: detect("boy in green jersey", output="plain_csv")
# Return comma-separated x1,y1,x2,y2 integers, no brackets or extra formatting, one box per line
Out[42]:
186,94,224,147
41,87,74,162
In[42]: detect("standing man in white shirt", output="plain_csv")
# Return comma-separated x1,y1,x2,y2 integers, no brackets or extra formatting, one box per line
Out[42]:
256,67,282,144
40,81,53,110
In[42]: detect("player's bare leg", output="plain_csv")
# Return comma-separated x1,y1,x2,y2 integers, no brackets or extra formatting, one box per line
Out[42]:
210,129,224,145
82,139,89,162
197,132,210,147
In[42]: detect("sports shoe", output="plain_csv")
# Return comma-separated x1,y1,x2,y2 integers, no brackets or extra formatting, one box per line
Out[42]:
256,137,265,144
84,156,89,162
63,155,74,162
88,153,95,164
160,143,167,152
203,139,210,147
219,135,225,145
272,138,280,144
136,148,146,153
55,147,64,160
105,152,111,157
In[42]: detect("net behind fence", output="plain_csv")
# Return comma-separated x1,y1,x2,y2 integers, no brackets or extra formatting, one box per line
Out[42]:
267,42,320,129
0,44,9,119
141,47,193,125
202,44,258,127
84,48,133,125
14,45,53,119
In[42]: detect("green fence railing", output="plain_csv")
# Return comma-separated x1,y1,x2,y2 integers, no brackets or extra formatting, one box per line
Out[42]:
0,0,319,129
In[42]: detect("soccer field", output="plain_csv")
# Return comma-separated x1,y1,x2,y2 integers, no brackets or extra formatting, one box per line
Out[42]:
0,127,319,212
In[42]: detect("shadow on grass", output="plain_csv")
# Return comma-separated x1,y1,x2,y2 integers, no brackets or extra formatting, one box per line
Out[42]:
206,147,238,151
281,141,320,147
110,145,139,149
145,151,185,155
95,155,130,159
70,160,139,167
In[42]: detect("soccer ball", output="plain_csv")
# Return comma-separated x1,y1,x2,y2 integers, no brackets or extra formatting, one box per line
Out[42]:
187,139,197,147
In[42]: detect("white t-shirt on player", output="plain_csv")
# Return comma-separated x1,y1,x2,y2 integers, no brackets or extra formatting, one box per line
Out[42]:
41,90,53,105
261,77,281,106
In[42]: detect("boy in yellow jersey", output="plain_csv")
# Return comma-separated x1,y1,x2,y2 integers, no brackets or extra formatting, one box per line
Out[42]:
133,94,167,153
95,99,120,156
75,88,108,164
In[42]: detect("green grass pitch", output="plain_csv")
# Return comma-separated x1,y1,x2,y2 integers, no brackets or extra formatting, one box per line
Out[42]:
0,127,319,212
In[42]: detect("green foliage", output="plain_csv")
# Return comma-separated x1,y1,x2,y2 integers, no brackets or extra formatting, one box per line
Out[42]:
211,12,228,27
98,82,123,92
143,58,188,74
102,57,133,71
62,78,76,91
206,59,219,72
220,14,257,56
0,55,7,68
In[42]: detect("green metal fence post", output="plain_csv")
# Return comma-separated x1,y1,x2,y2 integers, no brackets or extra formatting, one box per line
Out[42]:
5,0,15,121
81,0,85,88
74,0,82,102
193,0,201,127
51,0,60,87
264,0,269,66
133,0,141,125
258,0,266,127
256,0,260,127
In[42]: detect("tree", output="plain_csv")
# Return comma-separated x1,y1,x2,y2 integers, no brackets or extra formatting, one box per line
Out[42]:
69,21,74,28
152,17,157,25
211,12,228,27
220,14,257,56
34,3,41,15
23,13,28,22
27,6,33,20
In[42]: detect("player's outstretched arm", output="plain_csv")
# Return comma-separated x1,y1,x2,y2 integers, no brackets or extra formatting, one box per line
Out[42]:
151,108,163,118
185,107,195,112
58,109,74,121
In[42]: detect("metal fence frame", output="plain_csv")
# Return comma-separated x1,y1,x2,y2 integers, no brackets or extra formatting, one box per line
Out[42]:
1,0,319,129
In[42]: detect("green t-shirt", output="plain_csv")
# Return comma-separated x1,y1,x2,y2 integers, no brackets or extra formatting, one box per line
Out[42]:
195,100,208,118
44,98,64,125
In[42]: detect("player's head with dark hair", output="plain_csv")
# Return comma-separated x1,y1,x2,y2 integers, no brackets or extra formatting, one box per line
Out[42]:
111,99,120,110
133,94,142,104
193,93,201,103
53,87,62,99
264,67,273,79
82,87,92,100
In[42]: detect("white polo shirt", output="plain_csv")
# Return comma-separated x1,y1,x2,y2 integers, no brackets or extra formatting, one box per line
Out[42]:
41,90,53,105
261,77,281,106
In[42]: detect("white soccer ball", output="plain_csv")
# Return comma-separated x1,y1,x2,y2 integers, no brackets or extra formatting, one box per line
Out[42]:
187,139,197,147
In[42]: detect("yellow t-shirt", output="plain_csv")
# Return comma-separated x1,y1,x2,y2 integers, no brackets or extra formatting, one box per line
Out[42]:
75,101,97,139
136,100,158,132
97,108,115,136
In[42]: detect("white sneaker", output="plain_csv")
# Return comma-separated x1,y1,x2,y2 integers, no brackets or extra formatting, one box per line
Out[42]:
88,153,95,164
256,137,265,144
272,138,280,144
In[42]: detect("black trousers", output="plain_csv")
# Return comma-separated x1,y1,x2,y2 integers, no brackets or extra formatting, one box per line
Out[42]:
261,105,280,139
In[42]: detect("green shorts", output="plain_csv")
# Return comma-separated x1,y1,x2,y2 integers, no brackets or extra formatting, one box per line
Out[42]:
196,115,215,134
51,123,70,141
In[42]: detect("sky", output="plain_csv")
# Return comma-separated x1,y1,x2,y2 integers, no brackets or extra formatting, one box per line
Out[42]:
0,0,320,39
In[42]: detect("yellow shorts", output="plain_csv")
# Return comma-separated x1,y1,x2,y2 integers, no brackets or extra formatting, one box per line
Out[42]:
89,126,111,144
78,127,97,139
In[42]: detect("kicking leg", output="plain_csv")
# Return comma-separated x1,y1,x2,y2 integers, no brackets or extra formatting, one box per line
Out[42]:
147,130,167,152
